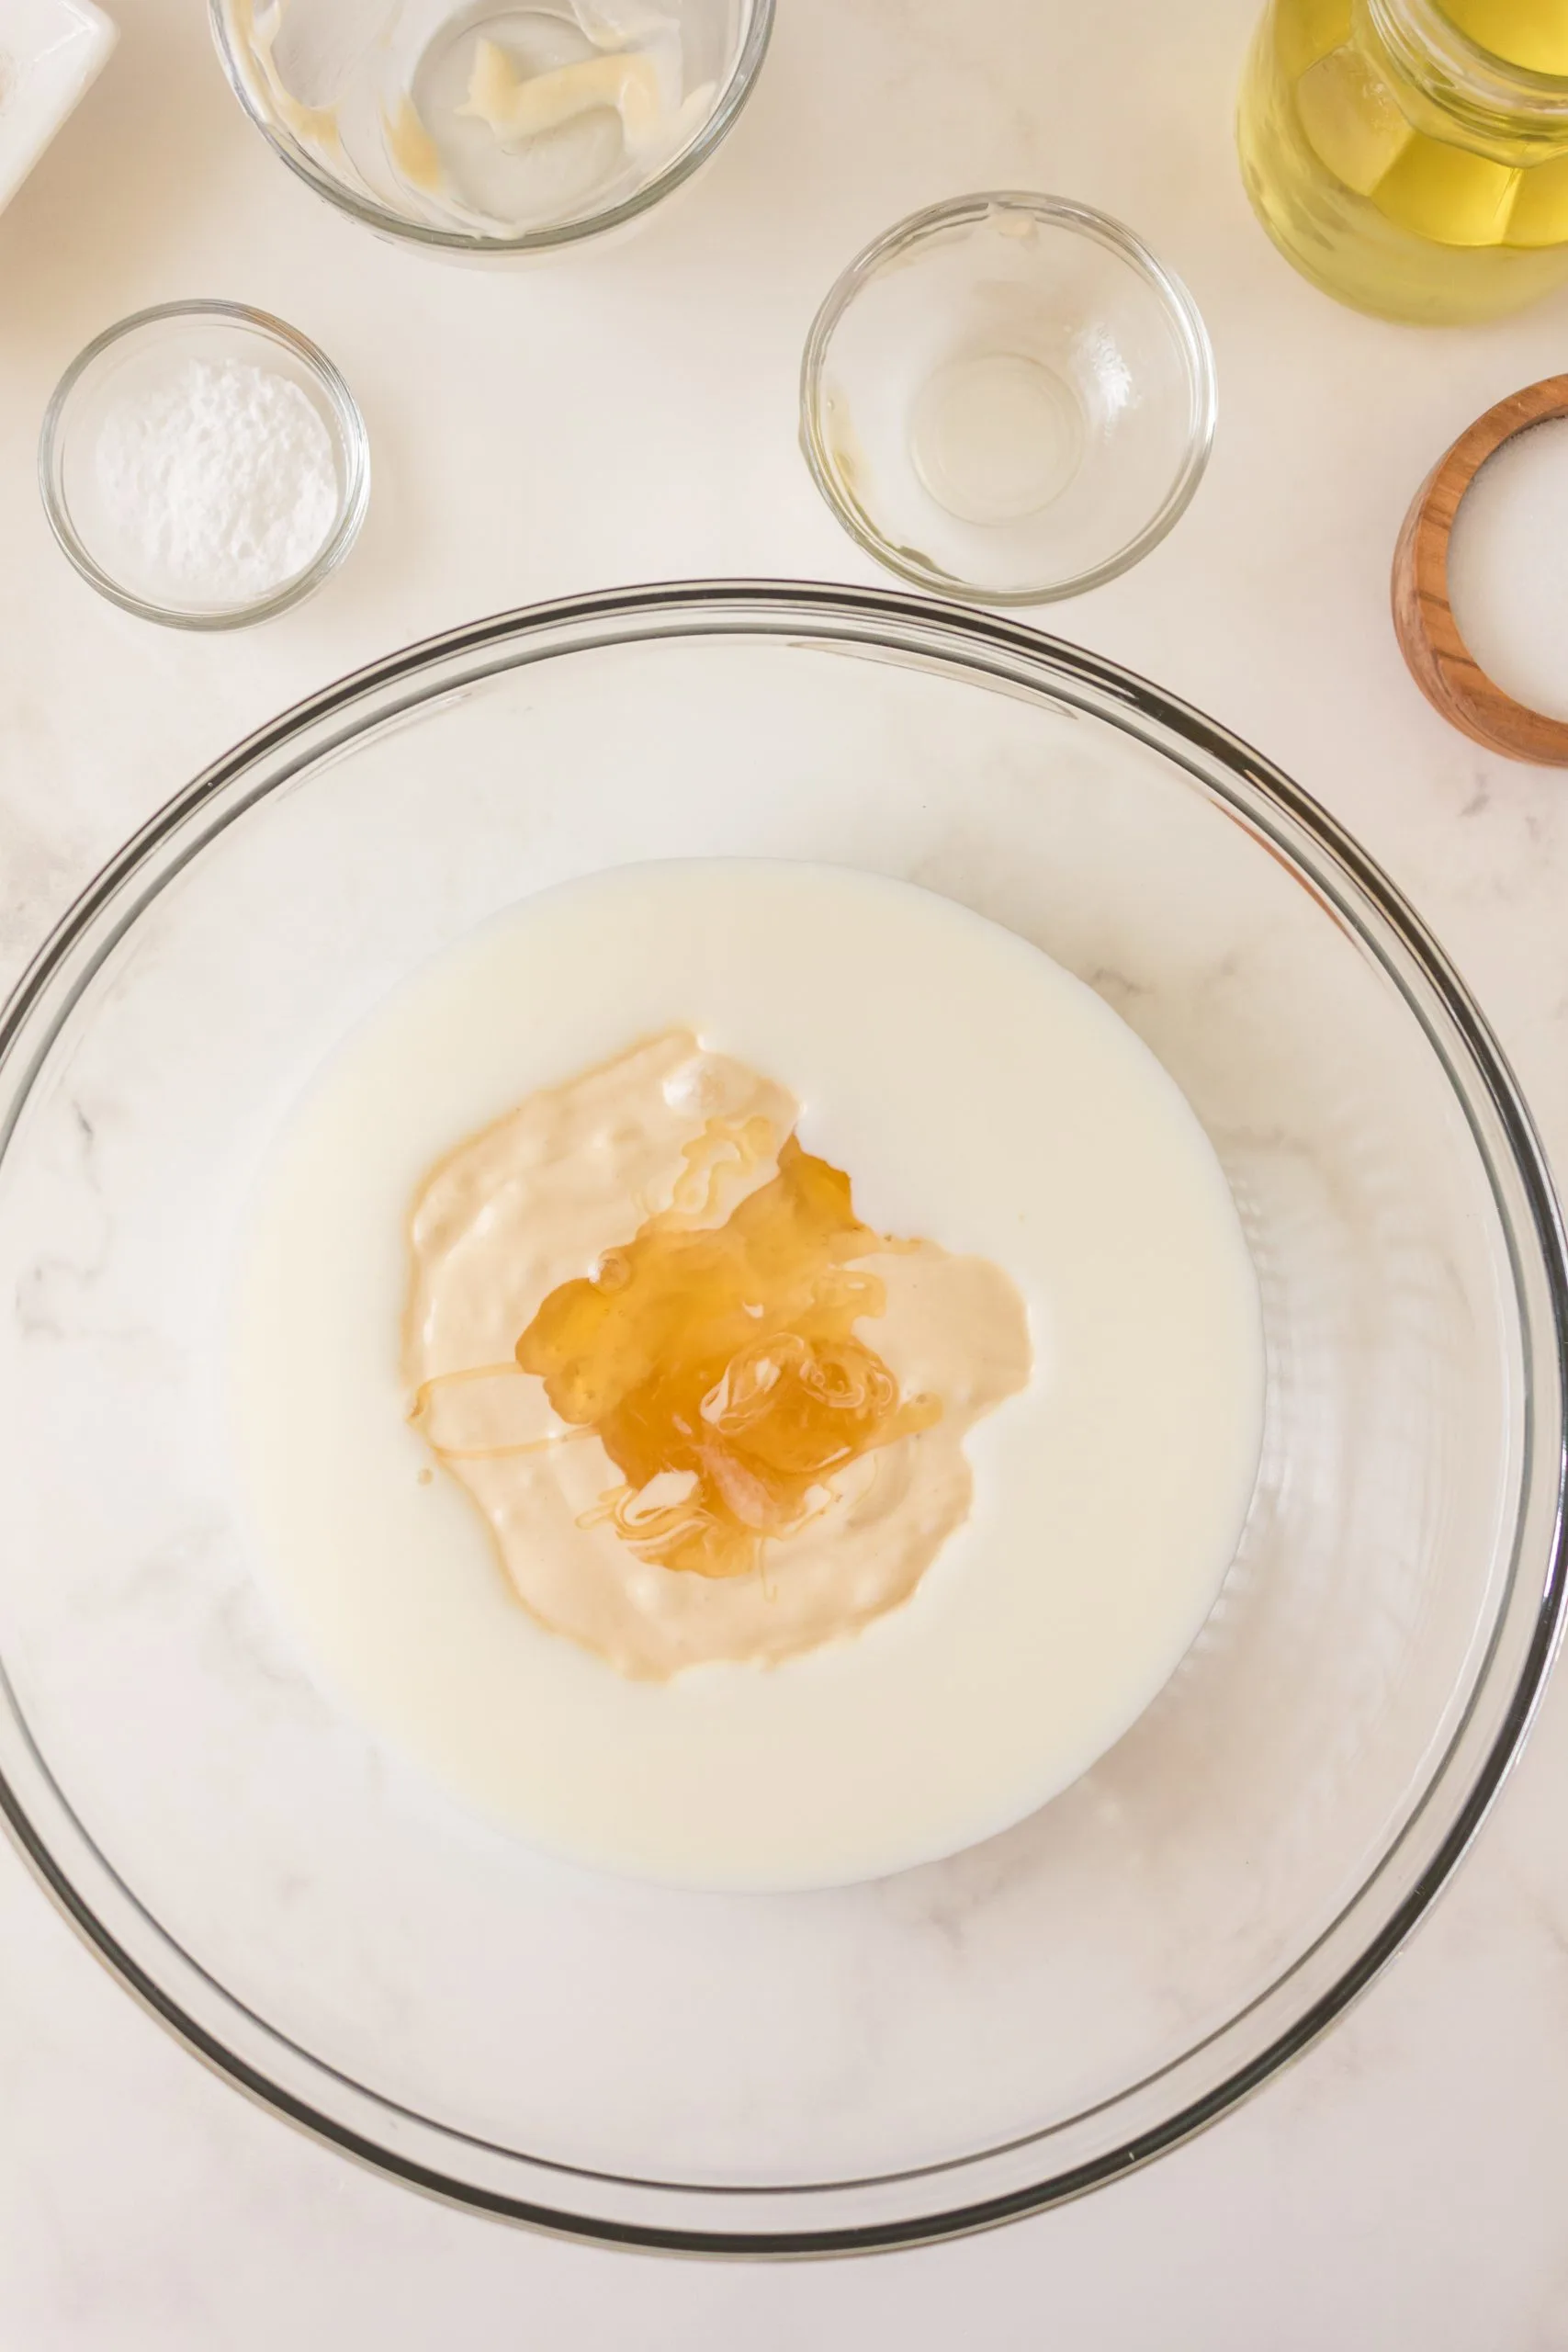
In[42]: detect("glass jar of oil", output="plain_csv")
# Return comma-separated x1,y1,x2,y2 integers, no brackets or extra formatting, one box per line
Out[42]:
1238,0,1568,321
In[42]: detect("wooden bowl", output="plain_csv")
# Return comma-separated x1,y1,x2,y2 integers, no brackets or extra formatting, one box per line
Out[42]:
1391,374,1568,768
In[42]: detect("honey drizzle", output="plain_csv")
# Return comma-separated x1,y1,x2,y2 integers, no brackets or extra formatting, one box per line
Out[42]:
513,1117,941,1578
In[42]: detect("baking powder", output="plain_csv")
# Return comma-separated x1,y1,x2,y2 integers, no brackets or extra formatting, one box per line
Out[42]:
93,356,338,605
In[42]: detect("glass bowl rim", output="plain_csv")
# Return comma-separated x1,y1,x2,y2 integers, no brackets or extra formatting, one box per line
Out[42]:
0,578,1562,2254
37,299,373,633
798,193,1220,606
206,0,777,256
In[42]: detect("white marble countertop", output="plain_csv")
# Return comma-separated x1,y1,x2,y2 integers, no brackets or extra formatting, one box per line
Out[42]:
4,0,1568,2342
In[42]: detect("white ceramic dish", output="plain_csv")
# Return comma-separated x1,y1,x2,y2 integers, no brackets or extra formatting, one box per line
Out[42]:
0,0,116,217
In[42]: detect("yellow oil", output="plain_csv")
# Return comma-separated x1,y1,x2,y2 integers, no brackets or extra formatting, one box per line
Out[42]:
516,1116,940,1579
1444,0,1568,76
1238,0,1568,320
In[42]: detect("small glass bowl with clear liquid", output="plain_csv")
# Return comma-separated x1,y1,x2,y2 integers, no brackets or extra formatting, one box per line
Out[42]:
798,195,1217,606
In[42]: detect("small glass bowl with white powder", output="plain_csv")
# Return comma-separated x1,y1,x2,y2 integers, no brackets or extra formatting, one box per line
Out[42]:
39,300,369,628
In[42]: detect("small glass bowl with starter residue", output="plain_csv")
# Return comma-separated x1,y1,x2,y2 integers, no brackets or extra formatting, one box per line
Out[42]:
39,300,370,628
800,194,1217,605
210,0,773,260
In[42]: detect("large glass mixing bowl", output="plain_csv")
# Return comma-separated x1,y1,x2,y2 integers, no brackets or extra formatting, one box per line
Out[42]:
0,582,1562,2251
